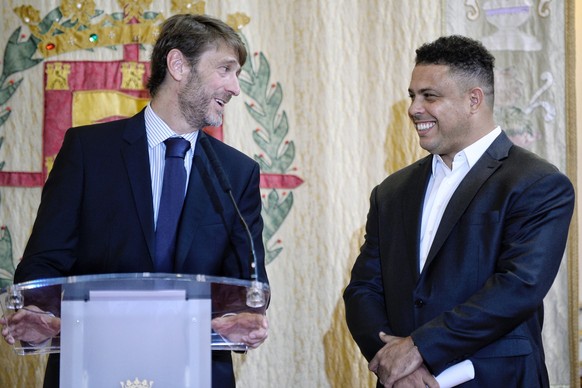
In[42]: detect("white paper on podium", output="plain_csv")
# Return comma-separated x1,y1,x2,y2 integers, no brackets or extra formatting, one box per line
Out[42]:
434,360,474,388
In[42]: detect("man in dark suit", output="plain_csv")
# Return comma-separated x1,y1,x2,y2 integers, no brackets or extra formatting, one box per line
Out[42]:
343,35,574,387
1,14,268,387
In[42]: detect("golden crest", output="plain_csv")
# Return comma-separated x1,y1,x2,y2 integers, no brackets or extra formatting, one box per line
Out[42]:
120,377,153,388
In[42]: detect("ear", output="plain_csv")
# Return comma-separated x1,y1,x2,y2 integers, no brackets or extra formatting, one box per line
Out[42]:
166,49,188,82
469,87,485,112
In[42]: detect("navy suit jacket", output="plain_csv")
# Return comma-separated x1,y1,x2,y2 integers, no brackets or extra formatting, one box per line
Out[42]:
344,132,574,387
15,109,267,387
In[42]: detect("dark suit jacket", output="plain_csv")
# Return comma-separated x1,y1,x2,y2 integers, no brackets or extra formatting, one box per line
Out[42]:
15,109,267,387
344,132,574,387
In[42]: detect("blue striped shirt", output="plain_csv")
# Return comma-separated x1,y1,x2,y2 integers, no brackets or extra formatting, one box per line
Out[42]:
144,104,199,226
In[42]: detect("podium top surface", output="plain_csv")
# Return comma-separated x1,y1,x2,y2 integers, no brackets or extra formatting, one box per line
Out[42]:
1,273,270,355
2,272,268,294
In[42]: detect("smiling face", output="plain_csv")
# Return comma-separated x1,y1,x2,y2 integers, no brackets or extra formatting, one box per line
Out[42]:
407,64,476,166
178,43,241,130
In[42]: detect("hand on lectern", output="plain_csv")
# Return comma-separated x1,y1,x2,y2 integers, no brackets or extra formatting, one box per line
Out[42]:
0,305,60,345
211,313,269,349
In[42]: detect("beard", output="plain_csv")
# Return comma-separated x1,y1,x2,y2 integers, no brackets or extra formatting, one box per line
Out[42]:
178,71,224,130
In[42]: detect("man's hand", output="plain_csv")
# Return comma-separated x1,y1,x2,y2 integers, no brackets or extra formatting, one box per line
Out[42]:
369,332,424,387
394,364,439,388
211,313,268,349
0,305,61,345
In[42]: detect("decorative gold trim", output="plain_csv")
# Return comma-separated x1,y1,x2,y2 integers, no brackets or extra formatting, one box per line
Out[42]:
565,0,578,386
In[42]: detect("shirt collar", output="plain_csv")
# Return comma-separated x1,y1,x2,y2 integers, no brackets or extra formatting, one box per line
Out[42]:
144,104,199,148
431,126,502,174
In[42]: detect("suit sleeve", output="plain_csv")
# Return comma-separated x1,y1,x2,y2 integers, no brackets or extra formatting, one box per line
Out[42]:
343,186,391,361
412,171,575,374
14,129,84,283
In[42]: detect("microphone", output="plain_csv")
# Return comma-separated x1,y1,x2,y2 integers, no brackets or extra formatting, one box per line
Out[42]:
199,135,266,308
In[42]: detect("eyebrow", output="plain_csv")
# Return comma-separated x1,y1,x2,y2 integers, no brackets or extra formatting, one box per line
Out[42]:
219,58,240,67
409,88,436,94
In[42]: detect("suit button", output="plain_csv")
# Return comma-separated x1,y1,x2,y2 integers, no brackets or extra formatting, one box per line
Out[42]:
414,299,425,308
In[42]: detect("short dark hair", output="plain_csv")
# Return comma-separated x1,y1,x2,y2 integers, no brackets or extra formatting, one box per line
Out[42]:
147,14,247,97
415,35,495,106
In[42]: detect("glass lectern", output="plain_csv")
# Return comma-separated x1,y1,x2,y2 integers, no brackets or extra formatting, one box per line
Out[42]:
0,273,269,388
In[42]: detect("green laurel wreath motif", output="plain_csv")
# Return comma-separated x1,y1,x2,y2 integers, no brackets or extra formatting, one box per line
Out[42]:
239,35,295,265
0,228,15,289
0,27,42,286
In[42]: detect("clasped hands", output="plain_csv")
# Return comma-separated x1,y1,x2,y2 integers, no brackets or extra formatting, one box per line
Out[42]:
1,305,268,349
369,332,439,388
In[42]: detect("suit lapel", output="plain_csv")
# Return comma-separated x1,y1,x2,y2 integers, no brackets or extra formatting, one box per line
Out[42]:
424,132,512,270
402,156,432,278
174,132,227,271
121,110,156,262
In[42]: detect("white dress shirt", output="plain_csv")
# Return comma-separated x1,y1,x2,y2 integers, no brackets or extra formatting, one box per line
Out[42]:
419,127,502,272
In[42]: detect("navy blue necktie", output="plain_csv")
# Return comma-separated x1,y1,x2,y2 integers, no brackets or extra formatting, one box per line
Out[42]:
154,137,190,272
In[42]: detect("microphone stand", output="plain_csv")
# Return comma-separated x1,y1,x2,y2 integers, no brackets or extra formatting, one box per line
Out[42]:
200,136,266,308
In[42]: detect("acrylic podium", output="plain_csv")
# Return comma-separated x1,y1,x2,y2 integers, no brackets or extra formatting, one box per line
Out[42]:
0,273,269,388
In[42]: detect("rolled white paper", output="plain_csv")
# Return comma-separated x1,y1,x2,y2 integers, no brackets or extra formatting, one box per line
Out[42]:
434,359,475,388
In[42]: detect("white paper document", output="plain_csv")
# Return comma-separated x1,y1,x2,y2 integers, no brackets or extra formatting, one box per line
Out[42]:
434,359,474,388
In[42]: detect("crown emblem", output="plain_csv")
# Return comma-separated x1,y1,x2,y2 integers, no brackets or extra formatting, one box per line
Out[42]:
13,1,251,58
120,377,153,388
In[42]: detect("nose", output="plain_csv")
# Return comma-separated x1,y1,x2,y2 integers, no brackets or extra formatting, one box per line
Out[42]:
408,97,424,118
227,74,241,96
